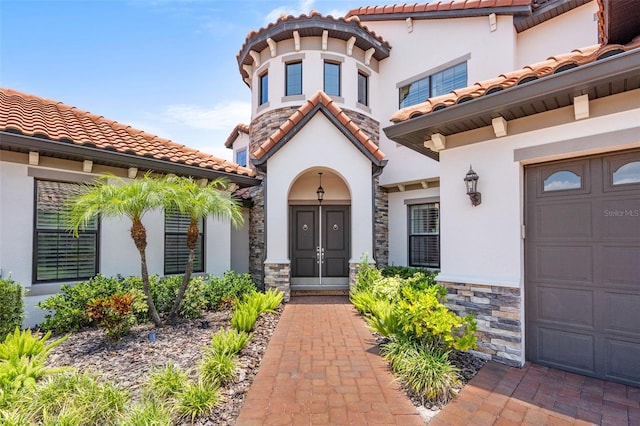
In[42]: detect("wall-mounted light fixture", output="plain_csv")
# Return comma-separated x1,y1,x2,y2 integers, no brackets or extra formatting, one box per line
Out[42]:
464,165,481,206
316,172,325,204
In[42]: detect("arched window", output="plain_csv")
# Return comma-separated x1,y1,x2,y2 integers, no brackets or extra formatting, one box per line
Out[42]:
543,170,581,192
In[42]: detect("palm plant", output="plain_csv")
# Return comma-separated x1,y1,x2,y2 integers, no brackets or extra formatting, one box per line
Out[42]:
66,174,164,326
162,176,243,324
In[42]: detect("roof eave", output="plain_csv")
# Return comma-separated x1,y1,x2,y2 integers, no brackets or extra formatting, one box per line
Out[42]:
383,48,640,155
0,132,260,187
353,5,532,22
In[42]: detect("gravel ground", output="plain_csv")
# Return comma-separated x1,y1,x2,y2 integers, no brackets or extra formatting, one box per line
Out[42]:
46,303,485,424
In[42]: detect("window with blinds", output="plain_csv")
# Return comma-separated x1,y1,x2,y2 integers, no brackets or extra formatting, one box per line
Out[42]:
164,210,204,275
399,62,467,109
34,180,98,282
408,203,440,268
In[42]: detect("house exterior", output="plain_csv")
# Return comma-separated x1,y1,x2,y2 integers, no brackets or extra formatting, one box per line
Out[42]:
0,88,259,327
225,0,640,386
2,0,637,387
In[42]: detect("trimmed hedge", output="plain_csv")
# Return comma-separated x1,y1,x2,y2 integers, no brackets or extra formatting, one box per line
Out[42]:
0,278,25,340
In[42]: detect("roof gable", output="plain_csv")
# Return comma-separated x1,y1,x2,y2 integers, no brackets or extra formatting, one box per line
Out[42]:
252,91,386,167
0,88,256,180
224,123,250,149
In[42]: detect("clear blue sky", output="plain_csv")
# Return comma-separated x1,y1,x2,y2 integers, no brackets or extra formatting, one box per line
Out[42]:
1,0,379,160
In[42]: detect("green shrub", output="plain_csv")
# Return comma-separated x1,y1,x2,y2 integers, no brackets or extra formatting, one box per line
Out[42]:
0,278,25,341
230,304,258,333
363,300,405,338
209,329,252,356
371,275,406,302
152,275,206,319
240,289,283,315
381,265,435,280
355,254,382,292
18,371,129,425
397,286,476,351
122,397,172,426
86,292,137,341
37,275,140,333
199,352,237,386
0,328,70,408
177,380,221,424
145,362,188,400
203,271,257,310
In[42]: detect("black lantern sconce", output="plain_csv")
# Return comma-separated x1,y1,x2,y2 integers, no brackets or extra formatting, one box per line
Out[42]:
316,172,325,204
464,165,481,206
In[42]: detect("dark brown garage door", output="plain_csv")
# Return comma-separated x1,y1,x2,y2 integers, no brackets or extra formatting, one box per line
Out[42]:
525,149,640,387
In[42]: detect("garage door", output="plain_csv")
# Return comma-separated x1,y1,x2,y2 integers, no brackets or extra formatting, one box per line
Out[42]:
525,149,640,386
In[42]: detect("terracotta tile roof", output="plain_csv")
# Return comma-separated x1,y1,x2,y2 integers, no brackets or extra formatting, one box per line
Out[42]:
390,38,640,123
252,90,385,162
346,0,532,18
0,88,255,177
224,123,250,149
237,11,391,81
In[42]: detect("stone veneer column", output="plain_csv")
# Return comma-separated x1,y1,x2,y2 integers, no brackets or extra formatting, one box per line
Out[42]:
248,185,265,290
264,262,291,302
440,281,523,367
374,180,388,268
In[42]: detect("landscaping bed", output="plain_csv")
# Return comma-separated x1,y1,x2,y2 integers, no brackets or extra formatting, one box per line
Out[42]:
44,306,282,425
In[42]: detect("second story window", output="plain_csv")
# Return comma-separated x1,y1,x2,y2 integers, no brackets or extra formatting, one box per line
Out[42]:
324,61,341,97
235,149,247,167
357,72,368,106
259,72,268,105
399,62,467,109
285,61,302,96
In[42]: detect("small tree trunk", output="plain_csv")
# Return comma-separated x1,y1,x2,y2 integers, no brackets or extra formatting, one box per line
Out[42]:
167,220,199,324
131,219,162,327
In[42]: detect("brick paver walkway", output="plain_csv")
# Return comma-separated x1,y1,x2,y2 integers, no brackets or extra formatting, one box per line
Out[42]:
430,361,640,426
236,296,423,425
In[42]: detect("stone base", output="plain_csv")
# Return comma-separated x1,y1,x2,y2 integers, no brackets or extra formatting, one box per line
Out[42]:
264,263,291,302
439,281,524,367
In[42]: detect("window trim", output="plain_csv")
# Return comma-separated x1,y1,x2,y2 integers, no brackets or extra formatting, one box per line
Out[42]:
33,179,100,284
407,202,440,269
164,210,205,276
259,71,269,106
323,61,341,97
285,61,303,96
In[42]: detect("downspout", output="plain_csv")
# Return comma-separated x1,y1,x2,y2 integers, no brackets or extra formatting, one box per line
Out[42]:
371,164,385,266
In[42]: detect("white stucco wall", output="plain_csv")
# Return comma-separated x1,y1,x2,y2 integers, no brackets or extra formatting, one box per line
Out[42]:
438,93,640,289
516,1,599,67
388,187,440,267
265,113,374,264
0,155,237,327
230,208,250,273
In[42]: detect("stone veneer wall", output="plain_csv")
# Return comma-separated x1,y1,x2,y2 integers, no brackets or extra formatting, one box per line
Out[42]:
264,263,291,302
248,185,265,290
440,281,523,367
374,180,388,268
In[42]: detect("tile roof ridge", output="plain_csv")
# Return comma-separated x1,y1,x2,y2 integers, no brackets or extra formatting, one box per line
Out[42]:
345,0,532,18
224,123,250,148
252,90,385,162
389,39,639,123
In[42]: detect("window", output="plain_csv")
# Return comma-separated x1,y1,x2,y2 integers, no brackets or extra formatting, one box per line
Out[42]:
613,161,640,185
399,62,467,108
285,61,302,96
235,149,247,167
408,203,440,268
164,210,204,275
324,62,341,96
259,72,268,105
357,72,368,106
34,180,98,282
543,171,582,191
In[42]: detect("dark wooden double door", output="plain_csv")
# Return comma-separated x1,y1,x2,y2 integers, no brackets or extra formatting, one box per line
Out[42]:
290,205,350,281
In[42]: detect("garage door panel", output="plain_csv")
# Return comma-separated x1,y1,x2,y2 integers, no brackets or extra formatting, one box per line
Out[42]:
535,202,592,239
537,287,593,326
605,339,640,385
535,245,592,283
538,328,595,373
601,199,640,238
526,150,640,386
603,292,640,334
602,246,640,285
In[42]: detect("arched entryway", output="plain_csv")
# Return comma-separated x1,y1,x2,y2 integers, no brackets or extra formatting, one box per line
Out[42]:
289,168,351,290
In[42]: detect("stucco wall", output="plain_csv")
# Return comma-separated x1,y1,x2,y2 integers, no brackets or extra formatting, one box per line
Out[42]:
265,113,374,264
516,1,599,67
0,153,236,327
230,208,250,273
